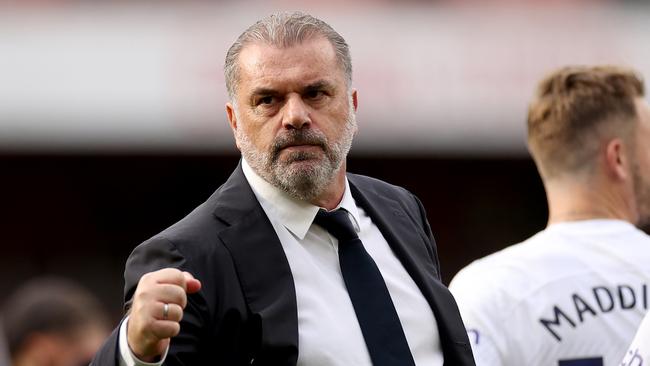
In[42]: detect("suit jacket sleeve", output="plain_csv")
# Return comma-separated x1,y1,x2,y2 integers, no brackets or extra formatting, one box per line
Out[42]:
411,192,442,281
91,237,210,366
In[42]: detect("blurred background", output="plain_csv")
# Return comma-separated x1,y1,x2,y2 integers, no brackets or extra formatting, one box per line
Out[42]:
2,0,650,331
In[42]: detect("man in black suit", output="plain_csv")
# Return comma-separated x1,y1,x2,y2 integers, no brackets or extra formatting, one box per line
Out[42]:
91,11,474,366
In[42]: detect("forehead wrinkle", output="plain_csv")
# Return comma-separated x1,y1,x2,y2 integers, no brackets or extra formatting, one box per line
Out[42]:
236,37,343,92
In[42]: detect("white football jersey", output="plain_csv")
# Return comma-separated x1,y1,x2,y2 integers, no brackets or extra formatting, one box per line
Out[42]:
449,220,650,366
621,312,650,366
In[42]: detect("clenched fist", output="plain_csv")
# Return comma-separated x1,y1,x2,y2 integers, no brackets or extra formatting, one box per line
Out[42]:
126,268,202,361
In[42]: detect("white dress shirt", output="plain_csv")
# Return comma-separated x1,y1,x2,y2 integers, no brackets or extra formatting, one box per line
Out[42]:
119,158,443,365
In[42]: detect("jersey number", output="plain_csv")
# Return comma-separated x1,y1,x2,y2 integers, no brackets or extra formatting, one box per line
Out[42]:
558,357,603,366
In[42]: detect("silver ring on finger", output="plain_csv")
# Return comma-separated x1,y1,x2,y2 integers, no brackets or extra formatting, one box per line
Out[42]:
162,303,169,320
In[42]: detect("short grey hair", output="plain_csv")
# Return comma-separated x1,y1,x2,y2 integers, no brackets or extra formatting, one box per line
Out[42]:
224,11,352,100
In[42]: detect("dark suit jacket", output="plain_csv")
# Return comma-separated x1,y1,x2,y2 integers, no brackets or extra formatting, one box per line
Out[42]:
91,163,475,366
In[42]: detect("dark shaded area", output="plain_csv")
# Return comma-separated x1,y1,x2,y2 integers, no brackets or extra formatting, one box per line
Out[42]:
0,153,547,322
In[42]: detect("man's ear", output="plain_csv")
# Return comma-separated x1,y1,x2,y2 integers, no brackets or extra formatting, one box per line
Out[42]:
226,102,237,131
605,138,630,181
225,102,241,150
350,89,359,134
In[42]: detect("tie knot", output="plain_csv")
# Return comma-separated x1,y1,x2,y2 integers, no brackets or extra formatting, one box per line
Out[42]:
314,209,358,242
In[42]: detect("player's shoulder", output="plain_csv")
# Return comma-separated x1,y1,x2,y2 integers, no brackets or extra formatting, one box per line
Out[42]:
453,229,552,274
450,229,557,299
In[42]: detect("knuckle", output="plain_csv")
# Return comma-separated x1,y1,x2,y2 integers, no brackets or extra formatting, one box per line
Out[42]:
164,267,182,277
140,272,152,284
171,322,181,337
173,304,184,322
150,321,169,339
136,288,155,305
145,302,158,317
151,320,180,340
165,285,186,305
137,287,150,298
179,294,188,309
177,287,188,301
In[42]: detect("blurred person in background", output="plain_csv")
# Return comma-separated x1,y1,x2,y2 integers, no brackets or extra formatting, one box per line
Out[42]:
450,65,650,366
0,320,10,366
1,277,109,366
91,11,475,366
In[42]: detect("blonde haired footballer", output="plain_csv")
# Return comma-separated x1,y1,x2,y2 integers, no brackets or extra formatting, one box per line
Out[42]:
450,66,650,366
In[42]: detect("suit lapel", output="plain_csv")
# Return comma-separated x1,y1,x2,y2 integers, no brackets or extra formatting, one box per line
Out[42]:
348,176,473,366
212,163,299,365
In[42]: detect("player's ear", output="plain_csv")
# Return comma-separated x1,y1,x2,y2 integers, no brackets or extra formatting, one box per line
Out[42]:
604,138,630,181
351,89,358,112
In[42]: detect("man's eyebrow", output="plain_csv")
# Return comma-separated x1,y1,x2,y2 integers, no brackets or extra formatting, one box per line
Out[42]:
249,81,336,97
250,87,279,96
303,80,336,92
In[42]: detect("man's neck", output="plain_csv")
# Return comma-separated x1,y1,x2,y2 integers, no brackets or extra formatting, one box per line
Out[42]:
546,178,636,226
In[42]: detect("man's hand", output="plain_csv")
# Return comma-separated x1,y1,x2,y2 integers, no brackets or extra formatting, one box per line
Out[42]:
126,268,202,361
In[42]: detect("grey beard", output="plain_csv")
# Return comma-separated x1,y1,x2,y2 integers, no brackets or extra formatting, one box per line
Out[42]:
237,114,356,202
271,149,339,202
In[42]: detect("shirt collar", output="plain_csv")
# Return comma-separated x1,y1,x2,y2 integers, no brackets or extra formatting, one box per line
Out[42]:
241,158,360,239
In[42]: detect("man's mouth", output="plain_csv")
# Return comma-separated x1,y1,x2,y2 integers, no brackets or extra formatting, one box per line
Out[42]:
281,144,321,152
272,132,327,160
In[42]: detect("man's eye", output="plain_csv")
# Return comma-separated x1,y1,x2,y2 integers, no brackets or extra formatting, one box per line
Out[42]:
305,90,325,100
259,96,274,105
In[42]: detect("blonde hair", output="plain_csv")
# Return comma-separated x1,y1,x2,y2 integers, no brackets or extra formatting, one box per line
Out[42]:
527,65,644,179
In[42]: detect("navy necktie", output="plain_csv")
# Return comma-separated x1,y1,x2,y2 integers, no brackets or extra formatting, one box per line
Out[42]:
314,209,416,366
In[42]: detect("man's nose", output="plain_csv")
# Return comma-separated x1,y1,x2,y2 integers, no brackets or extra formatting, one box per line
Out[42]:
282,94,311,130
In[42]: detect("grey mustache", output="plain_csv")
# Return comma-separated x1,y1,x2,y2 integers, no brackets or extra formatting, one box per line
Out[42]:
273,131,327,151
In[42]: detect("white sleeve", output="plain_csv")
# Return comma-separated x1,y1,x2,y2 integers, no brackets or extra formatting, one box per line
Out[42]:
620,312,650,366
464,327,504,366
449,266,509,366
118,316,169,366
